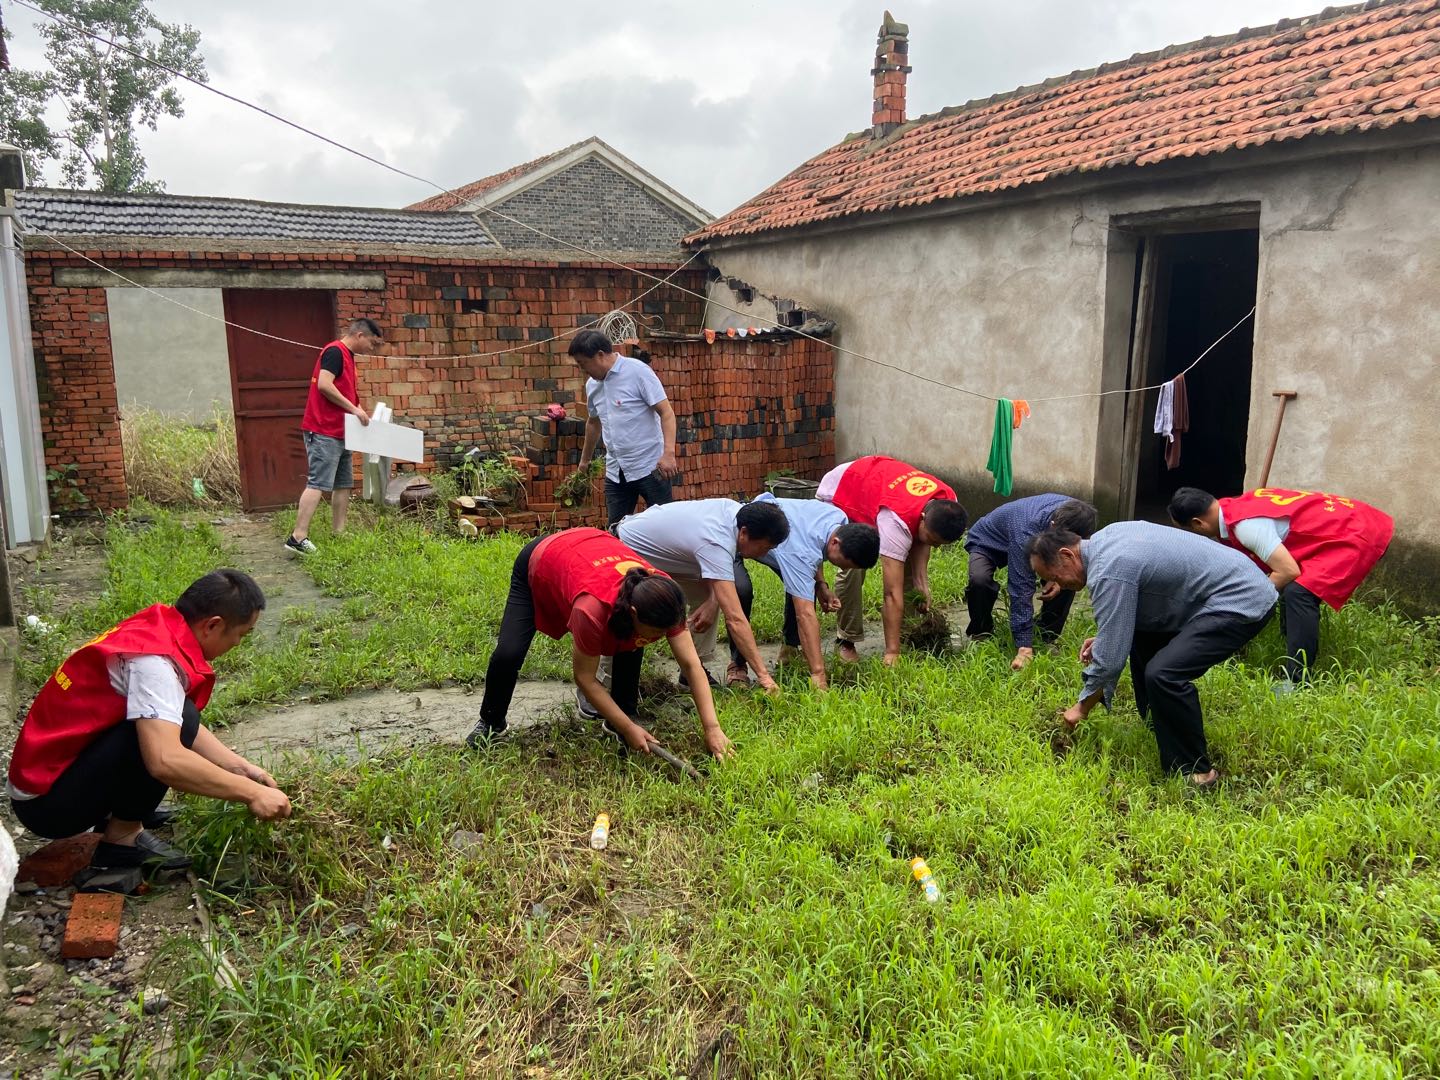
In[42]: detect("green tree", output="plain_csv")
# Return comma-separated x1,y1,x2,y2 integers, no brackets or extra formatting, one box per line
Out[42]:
1,26,60,183
0,0,207,193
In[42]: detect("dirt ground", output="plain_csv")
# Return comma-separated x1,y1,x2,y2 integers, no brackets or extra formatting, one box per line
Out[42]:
228,682,572,761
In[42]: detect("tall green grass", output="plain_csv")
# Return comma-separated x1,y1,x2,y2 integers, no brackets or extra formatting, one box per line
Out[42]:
120,407,242,507
153,592,1439,1075
22,510,1440,1076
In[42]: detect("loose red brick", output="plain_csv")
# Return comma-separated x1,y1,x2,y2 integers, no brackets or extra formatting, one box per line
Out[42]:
62,892,125,959
18,833,101,886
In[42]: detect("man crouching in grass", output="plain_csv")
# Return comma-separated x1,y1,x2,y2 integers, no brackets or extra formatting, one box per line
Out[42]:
1028,523,1275,789
8,570,292,872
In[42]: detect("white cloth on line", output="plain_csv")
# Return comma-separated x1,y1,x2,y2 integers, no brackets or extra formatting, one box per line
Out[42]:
1153,380,1175,442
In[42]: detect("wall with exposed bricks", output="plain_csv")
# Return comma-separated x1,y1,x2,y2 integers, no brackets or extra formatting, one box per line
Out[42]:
24,249,836,515
517,333,837,521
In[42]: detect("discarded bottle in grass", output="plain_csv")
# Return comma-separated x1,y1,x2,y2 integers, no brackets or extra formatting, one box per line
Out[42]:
590,813,610,850
909,856,940,903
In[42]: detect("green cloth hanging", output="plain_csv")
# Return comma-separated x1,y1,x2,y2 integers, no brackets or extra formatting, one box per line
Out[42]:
987,398,1014,496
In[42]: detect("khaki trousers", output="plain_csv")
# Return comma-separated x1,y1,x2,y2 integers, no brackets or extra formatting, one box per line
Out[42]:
676,578,718,664
834,559,915,642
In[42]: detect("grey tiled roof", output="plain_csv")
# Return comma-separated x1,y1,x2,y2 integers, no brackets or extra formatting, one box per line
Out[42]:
13,189,497,247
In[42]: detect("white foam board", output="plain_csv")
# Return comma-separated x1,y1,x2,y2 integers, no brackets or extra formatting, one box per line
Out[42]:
344,413,424,463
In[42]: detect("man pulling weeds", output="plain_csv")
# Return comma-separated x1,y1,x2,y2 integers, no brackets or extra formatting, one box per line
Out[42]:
8,571,292,872
1029,523,1275,788
964,494,1098,669
613,498,790,693
816,455,968,665
729,493,881,689
1169,485,1393,690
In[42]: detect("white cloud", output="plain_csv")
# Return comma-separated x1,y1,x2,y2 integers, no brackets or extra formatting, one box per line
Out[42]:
3,0,1315,214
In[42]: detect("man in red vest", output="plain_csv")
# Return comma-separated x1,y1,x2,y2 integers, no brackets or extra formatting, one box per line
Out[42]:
1169,486,1393,688
285,318,383,556
8,570,292,872
817,455,969,665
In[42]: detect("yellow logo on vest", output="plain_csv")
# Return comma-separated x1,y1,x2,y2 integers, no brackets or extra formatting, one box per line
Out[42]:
614,560,645,576
905,476,938,498
1253,488,1353,510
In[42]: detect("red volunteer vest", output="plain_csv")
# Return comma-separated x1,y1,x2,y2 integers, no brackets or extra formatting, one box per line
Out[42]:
9,605,215,795
528,529,672,652
1219,487,1394,609
830,456,957,535
300,339,359,439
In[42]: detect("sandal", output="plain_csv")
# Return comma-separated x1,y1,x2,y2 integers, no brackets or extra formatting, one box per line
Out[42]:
1188,769,1221,791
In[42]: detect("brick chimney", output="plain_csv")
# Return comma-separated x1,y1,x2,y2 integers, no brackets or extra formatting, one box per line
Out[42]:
871,11,911,138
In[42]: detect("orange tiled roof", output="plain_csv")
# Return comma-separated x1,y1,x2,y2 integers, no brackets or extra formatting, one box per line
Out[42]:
688,0,1440,243
404,142,583,212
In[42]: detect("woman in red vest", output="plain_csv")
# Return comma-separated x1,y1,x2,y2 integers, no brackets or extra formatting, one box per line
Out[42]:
1169,486,1394,687
468,528,734,760
8,571,292,872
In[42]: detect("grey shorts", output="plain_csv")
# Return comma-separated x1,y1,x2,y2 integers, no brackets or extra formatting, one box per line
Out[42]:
303,430,353,491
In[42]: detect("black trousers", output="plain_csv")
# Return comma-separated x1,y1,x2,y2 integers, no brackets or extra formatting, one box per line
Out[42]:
1279,582,1322,682
478,536,642,731
11,708,198,840
964,548,1074,643
1128,611,1270,775
604,467,673,527
729,559,800,667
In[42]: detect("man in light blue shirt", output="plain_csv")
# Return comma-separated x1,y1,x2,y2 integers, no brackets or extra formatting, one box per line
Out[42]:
730,494,880,689
571,331,678,525
616,498,790,691
1028,521,1275,788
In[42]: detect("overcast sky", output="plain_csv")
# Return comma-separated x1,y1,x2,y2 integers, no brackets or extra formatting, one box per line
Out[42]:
5,0,1314,217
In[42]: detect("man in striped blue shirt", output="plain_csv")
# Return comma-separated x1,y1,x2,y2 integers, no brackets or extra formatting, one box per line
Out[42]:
1027,521,1276,787
964,494,1098,669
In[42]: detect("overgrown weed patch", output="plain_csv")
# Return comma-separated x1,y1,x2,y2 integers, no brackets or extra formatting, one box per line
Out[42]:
16,510,1440,1075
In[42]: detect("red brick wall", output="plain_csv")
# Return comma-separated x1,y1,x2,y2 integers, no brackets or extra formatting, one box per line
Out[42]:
453,333,837,534
25,249,835,515
24,264,127,509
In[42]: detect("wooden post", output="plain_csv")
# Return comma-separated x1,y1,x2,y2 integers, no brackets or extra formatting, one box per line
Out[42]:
1259,390,1298,487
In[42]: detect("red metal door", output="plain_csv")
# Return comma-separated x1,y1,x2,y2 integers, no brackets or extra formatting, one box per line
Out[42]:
222,289,336,511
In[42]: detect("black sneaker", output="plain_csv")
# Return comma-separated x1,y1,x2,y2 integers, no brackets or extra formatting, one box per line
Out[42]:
91,830,192,872
284,535,318,556
575,688,600,720
465,720,509,750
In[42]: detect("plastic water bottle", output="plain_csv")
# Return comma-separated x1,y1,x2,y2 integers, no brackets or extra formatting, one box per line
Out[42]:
909,856,940,903
590,813,610,850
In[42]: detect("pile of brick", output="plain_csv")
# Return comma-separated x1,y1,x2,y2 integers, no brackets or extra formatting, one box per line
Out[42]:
16,835,126,959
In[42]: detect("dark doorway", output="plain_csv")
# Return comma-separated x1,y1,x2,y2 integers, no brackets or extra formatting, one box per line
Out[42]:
1124,228,1259,521
222,289,336,511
